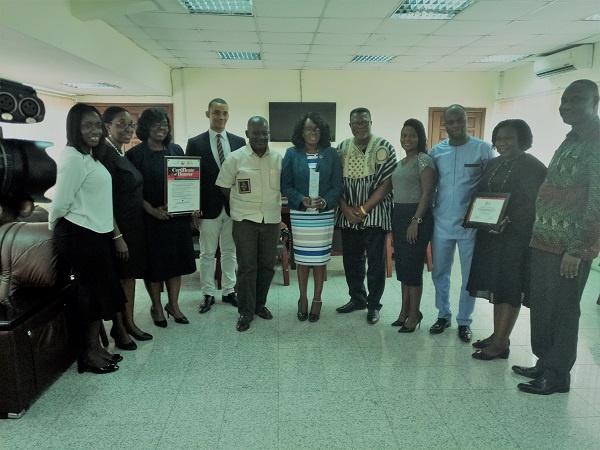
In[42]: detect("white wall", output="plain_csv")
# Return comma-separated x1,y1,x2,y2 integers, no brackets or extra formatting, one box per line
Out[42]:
172,68,499,156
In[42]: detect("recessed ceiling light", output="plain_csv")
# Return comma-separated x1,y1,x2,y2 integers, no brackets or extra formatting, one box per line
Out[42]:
351,55,395,63
178,0,253,16
391,0,475,20
60,82,121,89
582,13,600,21
218,51,261,60
476,55,530,63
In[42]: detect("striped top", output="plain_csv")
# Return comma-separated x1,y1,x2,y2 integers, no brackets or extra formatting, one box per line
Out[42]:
335,135,397,231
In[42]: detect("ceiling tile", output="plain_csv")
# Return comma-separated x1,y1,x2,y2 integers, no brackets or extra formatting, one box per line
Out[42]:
323,0,399,18
311,45,361,54
201,30,259,43
318,18,383,34
365,34,427,46
157,40,212,51
376,19,445,35
170,49,218,59
490,20,571,35
403,46,455,56
359,46,411,55
257,18,320,33
188,15,257,31
450,46,509,55
305,53,351,62
473,35,535,46
417,35,482,47
253,0,326,18
260,32,314,44
434,20,510,35
261,44,311,53
522,1,600,20
555,21,600,34
142,27,205,41
262,52,307,61
314,33,369,45
455,1,548,21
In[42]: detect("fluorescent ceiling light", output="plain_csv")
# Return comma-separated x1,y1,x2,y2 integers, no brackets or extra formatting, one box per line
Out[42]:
392,0,474,20
60,82,121,89
178,0,253,16
218,51,261,60
476,55,530,63
351,55,395,63
582,13,600,21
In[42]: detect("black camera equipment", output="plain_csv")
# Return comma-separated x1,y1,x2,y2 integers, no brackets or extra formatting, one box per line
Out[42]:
0,78,56,222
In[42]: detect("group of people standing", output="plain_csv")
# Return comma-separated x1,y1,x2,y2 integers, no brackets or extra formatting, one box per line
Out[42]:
49,79,599,397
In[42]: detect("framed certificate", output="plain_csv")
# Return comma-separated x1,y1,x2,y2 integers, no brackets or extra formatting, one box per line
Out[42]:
462,192,511,231
164,156,201,215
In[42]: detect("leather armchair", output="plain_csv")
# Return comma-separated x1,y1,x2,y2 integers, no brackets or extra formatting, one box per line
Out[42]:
0,222,73,418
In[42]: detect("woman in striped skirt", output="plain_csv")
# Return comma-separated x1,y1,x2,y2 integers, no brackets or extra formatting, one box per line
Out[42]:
281,113,343,322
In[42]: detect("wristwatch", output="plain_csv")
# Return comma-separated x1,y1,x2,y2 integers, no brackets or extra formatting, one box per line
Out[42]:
412,217,423,224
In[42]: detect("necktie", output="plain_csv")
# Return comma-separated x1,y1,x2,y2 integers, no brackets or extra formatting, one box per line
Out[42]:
216,134,225,164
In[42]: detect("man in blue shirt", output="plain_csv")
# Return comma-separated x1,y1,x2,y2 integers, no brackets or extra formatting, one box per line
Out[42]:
429,104,493,342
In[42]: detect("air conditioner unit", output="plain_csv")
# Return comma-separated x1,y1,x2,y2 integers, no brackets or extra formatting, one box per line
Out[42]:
533,44,593,78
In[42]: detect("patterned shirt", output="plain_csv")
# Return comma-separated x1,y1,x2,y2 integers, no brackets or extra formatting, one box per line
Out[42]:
335,135,397,231
530,116,600,260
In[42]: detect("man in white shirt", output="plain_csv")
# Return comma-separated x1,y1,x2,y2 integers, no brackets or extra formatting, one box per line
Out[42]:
216,116,282,332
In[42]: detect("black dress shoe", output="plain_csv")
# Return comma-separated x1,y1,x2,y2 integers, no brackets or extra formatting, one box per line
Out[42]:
256,306,273,320
391,318,406,327
367,309,380,324
336,301,367,314
222,292,238,307
429,318,450,334
236,315,252,332
458,325,473,343
151,307,167,328
517,377,569,395
199,295,215,314
107,354,123,363
512,365,543,379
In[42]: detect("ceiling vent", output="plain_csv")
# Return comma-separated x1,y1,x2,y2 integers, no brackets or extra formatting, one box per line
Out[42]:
533,44,593,78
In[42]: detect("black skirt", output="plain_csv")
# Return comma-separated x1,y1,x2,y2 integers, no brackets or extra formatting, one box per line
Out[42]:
392,203,433,286
54,219,126,323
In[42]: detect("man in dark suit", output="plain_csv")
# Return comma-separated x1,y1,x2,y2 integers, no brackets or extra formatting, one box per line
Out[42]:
185,98,246,313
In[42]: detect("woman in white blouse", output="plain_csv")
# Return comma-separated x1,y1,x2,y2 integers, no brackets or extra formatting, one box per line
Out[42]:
49,103,126,374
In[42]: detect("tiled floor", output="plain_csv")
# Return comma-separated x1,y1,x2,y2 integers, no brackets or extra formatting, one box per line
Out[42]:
2,256,599,449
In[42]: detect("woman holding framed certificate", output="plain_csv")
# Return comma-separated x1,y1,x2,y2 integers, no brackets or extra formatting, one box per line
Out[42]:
467,119,547,360
126,108,196,327
281,112,343,322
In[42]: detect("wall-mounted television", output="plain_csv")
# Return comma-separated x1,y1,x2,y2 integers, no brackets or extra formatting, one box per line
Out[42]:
268,102,336,143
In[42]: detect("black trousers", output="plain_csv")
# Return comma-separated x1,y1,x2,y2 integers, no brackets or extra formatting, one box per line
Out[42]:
530,249,592,385
232,220,280,318
341,227,387,311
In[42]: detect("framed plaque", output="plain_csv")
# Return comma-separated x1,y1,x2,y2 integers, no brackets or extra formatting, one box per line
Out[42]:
462,192,511,231
164,156,201,215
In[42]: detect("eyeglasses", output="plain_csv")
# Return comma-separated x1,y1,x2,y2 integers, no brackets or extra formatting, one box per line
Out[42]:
81,122,103,131
350,121,370,128
111,121,137,130
303,127,321,134
150,122,169,130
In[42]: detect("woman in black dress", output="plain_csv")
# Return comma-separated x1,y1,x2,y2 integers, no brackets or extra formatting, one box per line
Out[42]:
467,119,547,360
50,103,123,374
126,108,196,327
100,107,152,349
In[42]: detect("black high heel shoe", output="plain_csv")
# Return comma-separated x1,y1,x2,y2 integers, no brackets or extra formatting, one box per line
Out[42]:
77,358,119,374
165,304,189,324
298,299,308,322
398,312,423,333
391,317,406,327
110,327,137,351
151,306,168,328
308,300,322,323
127,330,153,341
472,347,510,360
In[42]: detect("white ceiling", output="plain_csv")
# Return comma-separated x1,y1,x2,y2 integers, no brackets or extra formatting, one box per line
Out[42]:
1,0,599,96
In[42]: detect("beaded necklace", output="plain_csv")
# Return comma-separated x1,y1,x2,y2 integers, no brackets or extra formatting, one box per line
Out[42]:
487,153,522,192
105,137,125,157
